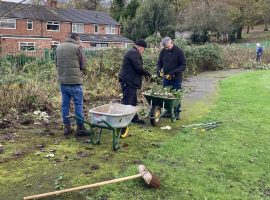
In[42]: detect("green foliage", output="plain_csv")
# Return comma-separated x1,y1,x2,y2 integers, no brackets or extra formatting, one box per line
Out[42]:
143,83,183,99
54,173,65,190
110,0,125,21
127,0,176,40
145,34,162,48
83,48,125,98
121,0,140,19
2,54,36,68
244,60,270,70
190,31,210,44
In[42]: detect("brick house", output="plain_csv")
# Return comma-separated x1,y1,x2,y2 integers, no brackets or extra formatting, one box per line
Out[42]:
0,1,133,54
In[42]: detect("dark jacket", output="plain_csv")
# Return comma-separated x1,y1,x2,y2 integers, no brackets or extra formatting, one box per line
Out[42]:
119,47,150,89
157,45,186,81
256,46,263,55
56,38,86,84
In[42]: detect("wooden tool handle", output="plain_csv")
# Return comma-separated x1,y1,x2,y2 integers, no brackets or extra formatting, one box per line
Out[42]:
24,174,141,200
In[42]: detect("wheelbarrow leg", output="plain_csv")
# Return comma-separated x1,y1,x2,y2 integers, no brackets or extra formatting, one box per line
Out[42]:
170,108,176,123
90,127,102,145
112,128,121,150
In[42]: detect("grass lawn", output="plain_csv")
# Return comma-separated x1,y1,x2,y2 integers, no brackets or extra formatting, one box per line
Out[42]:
1,70,270,200
93,70,270,199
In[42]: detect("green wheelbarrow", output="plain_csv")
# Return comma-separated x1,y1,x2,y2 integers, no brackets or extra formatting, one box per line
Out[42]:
144,94,181,126
72,103,138,150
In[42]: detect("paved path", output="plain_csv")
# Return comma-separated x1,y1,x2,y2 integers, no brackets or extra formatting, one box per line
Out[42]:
180,69,245,122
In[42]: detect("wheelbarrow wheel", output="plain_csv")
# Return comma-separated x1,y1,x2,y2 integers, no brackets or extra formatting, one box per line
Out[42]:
150,106,162,126
120,127,129,138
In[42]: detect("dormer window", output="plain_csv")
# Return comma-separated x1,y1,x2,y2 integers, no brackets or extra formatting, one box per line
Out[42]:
72,23,84,33
27,20,33,30
94,25,99,34
105,25,115,34
47,21,60,31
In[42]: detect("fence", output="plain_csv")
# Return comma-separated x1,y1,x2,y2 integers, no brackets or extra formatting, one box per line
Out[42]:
0,45,105,67
0,45,57,67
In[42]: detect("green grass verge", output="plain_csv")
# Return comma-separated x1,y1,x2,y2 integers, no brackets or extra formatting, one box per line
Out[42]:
91,71,270,199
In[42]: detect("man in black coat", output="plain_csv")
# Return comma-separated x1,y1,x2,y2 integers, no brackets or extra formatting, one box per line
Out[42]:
157,36,186,120
119,39,151,124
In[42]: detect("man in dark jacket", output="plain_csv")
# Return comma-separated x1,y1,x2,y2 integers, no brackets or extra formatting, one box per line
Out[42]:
157,36,186,120
119,39,151,124
56,33,90,136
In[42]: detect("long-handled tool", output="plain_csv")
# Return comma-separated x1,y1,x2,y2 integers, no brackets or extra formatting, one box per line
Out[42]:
182,121,222,128
24,165,160,200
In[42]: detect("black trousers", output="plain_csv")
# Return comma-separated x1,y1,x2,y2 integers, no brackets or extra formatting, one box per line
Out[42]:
120,81,139,120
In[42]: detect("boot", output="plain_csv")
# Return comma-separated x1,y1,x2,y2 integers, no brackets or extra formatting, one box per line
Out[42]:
131,114,145,124
64,124,73,136
76,124,91,136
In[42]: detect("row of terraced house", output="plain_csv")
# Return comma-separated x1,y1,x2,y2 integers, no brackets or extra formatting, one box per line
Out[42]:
0,0,133,54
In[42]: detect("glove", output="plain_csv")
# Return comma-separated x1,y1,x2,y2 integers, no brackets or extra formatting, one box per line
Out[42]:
164,74,172,80
157,69,164,78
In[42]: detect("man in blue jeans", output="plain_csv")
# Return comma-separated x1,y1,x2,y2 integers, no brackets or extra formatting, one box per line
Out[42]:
56,33,90,136
157,36,186,120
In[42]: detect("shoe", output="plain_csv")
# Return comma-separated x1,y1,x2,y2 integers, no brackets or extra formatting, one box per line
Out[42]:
176,112,180,120
76,124,91,136
163,112,171,118
64,125,73,136
132,118,145,124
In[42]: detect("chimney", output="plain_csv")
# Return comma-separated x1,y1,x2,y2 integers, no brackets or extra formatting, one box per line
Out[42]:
47,0,57,9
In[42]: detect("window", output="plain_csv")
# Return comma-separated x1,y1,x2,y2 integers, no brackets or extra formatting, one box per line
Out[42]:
105,25,115,34
94,25,99,33
47,21,60,31
19,42,35,51
27,20,33,30
51,41,60,49
72,23,84,33
94,43,108,48
0,19,16,29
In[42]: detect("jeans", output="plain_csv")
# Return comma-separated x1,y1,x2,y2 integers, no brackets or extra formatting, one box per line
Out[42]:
256,53,262,62
163,78,182,113
60,84,84,125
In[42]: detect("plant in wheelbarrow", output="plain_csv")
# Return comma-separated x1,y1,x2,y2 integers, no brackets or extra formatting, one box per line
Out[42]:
142,84,183,126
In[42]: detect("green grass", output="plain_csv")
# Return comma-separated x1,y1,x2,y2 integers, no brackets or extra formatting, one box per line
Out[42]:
92,71,270,199
1,71,270,200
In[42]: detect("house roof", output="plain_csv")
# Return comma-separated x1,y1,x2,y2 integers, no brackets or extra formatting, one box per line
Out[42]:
0,1,120,25
56,8,120,25
0,2,62,21
79,33,133,43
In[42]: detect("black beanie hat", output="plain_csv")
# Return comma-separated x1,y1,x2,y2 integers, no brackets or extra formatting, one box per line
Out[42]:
135,39,147,48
